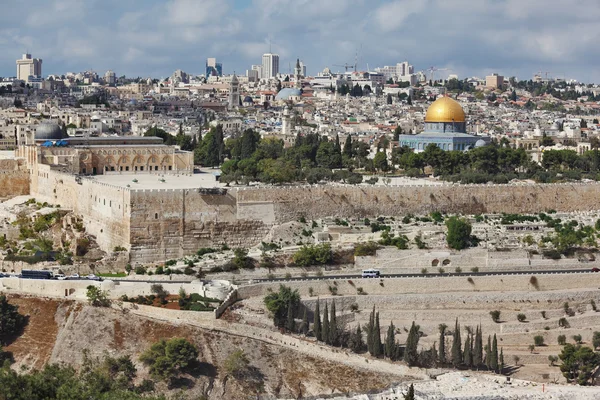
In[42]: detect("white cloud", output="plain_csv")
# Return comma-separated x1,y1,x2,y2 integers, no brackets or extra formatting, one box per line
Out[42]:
373,0,426,32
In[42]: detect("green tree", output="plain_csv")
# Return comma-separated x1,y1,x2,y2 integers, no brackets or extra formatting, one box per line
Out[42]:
372,312,383,357
0,295,25,345
343,134,353,157
438,323,447,364
313,300,322,341
373,151,389,173
385,321,396,359
263,285,300,328
301,307,309,335
451,319,462,367
86,285,111,307
404,383,415,400
445,216,473,250
349,323,364,353
559,344,600,385
329,300,338,345
139,338,199,383
593,331,600,350
463,334,473,368
322,302,330,345
491,334,499,372
473,325,483,369
403,321,419,366
286,302,296,333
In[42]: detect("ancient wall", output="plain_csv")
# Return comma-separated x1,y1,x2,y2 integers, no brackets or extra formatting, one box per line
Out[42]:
0,159,29,200
236,182,600,221
30,166,131,253
128,189,269,263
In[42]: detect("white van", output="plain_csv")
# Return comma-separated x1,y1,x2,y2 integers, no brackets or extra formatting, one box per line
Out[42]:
362,269,381,278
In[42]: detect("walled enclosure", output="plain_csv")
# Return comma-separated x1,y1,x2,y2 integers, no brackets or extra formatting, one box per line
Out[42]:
24,167,600,263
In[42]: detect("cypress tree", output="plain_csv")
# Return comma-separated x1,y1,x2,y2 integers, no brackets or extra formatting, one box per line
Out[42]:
499,347,505,373
385,321,396,359
334,134,341,154
372,312,383,357
491,334,499,372
438,323,447,365
403,321,419,366
404,383,415,400
313,300,321,341
343,134,353,157
329,300,338,346
473,325,483,369
301,307,309,335
367,306,375,354
350,323,364,353
451,319,462,367
286,302,295,333
485,335,492,370
322,302,330,345
463,335,472,368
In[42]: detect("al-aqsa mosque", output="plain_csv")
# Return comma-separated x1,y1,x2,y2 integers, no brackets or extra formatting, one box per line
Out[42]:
398,96,489,151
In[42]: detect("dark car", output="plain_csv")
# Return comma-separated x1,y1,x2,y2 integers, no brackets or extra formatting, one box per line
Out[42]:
592,268,600,272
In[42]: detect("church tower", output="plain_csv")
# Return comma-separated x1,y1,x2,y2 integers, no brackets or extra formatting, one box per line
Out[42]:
228,73,240,110
294,58,302,89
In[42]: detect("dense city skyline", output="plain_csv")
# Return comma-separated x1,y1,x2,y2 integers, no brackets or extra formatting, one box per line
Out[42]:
1,0,599,82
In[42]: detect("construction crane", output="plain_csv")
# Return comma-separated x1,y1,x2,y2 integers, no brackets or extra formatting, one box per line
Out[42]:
427,66,449,83
333,63,356,73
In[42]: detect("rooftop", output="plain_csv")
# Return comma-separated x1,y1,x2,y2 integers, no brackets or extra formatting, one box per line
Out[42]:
90,171,224,190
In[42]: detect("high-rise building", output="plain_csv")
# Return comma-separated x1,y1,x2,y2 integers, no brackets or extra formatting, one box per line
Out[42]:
104,70,116,86
299,61,307,77
16,53,42,82
206,58,223,79
486,73,504,89
261,53,279,79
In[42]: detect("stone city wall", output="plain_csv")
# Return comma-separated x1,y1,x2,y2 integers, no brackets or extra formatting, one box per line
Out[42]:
30,166,131,253
0,159,29,200
128,188,270,263
236,182,600,221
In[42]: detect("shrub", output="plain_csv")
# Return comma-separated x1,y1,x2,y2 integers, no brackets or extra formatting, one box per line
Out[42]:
134,266,146,275
529,276,539,289
421,268,428,274
545,326,550,330
558,334,567,345
471,267,479,273
548,355,558,366
356,287,365,295
86,286,111,307
591,299,597,312
528,344,535,353
113,246,127,252
284,272,292,279
573,334,583,344
165,259,177,267
534,335,545,346
467,277,474,284
454,267,462,273
438,267,445,274
328,285,338,295
490,310,501,323
354,242,379,257
196,247,217,257
517,313,527,322
139,338,199,382
308,287,314,297
293,244,332,267
541,311,547,319
0,295,26,342
350,303,359,312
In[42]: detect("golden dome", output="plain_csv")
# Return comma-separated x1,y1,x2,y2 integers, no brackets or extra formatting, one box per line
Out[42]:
424,97,466,123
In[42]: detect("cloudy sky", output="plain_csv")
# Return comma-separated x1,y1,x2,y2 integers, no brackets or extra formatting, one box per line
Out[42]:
1,0,599,82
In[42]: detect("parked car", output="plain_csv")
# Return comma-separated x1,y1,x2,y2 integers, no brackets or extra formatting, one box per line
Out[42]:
86,274,101,281
67,273,80,280
592,267,600,272
55,274,66,280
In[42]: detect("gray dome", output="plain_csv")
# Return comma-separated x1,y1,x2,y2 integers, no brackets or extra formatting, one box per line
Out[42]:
275,88,302,101
243,96,253,103
475,139,487,148
35,122,63,140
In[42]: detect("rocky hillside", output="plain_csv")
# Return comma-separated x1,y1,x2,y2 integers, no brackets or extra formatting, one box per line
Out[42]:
4,295,404,399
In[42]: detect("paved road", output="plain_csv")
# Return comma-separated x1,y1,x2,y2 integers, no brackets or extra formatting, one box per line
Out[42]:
251,268,598,282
